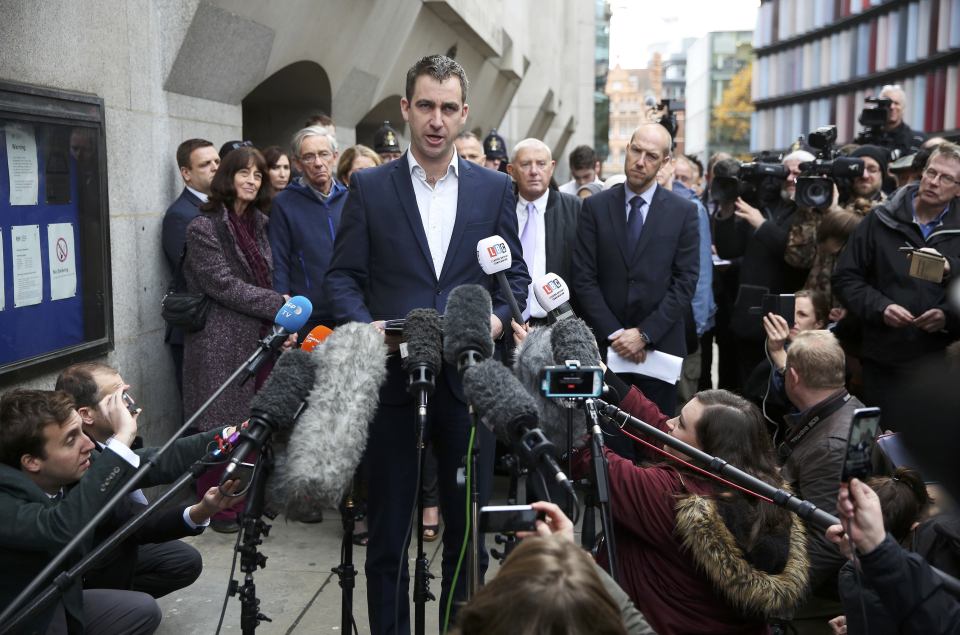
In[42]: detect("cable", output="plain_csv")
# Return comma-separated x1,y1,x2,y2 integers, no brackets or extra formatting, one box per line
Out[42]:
443,424,475,634
214,525,244,635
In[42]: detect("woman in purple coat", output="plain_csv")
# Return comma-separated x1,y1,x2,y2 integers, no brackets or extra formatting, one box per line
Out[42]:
182,146,286,531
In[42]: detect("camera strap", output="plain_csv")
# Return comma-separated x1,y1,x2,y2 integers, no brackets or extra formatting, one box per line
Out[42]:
777,389,851,461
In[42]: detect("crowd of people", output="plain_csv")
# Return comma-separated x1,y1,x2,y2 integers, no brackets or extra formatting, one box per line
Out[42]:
1,51,959,635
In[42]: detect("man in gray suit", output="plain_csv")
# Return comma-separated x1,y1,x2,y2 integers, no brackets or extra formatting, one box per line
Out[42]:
507,138,581,326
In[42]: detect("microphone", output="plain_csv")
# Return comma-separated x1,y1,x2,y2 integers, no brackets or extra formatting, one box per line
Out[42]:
462,359,574,495
533,273,576,324
443,284,494,376
244,295,314,375
300,324,333,352
269,322,388,516
403,308,442,396
221,349,319,484
550,317,601,367
477,235,525,327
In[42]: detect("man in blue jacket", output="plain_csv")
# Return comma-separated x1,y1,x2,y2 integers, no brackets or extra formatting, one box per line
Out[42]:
269,126,349,335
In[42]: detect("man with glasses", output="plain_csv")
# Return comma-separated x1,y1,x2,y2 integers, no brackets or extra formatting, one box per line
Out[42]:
834,142,960,418
876,84,926,157
572,123,700,446
268,126,347,339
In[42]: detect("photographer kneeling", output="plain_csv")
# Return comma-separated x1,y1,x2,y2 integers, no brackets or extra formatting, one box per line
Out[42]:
571,375,809,635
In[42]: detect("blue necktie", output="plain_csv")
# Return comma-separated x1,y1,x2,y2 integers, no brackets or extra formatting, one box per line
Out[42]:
627,196,646,257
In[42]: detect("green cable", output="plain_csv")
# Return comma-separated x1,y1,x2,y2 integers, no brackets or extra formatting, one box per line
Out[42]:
442,424,475,633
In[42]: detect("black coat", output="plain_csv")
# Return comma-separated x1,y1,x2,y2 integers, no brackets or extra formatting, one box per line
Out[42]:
161,188,204,346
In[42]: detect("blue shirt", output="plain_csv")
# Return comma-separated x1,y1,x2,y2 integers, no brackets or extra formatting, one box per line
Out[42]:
673,182,716,335
911,191,950,240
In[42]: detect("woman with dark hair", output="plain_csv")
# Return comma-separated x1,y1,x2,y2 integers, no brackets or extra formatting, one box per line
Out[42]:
182,146,288,532
572,381,809,634
262,145,291,209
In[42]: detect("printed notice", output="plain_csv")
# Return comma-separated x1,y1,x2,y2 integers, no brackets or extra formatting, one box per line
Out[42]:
47,223,77,301
6,124,39,206
0,229,5,311
12,225,42,308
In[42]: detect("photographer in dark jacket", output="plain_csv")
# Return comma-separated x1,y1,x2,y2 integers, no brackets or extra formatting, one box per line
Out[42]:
832,143,960,419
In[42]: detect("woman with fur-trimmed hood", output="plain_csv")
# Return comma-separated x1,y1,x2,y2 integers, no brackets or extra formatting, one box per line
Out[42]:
572,379,809,634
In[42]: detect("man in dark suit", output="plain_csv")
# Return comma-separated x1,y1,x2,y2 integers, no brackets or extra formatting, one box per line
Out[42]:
161,139,220,393
0,389,238,635
506,138,581,326
572,123,699,439
326,55,529,635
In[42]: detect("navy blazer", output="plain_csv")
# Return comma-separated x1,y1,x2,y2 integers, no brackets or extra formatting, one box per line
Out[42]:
571,183,699,358
162,188,204,346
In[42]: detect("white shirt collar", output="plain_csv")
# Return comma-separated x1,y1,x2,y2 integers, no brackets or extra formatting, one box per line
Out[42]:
407,149,460,179
185,185,209,203
518,189,550,214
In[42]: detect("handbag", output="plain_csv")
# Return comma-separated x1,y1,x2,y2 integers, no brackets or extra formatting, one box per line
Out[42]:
161,243,210,332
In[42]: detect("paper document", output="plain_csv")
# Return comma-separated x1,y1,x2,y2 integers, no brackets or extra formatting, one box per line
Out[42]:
47,223,77,300
12,225,42,307
606,348,684,385
0,229,5,310
6,123,39,206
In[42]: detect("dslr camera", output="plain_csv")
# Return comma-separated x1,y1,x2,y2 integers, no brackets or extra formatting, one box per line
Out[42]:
795,125,864,209
710,152,788,206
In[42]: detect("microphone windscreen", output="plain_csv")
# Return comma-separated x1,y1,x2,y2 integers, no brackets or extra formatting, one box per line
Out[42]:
301,324,333,352
462,359,539,443
403,308,442,372
275,295,313,332
270,322,388,517
551,318,601,367
443,285,494,366
514,326,580,447
249,349,318,436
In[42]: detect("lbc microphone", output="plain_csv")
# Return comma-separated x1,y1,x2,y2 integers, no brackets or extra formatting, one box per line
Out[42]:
533,273,576,324
477,235,525,327
221,349,318,484
443,284,494,376
403,308,442,397
462,359,574,496
269,322,388,516
244,295,314,376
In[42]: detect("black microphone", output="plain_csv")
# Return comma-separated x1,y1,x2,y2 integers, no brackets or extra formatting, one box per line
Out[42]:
269,323,388,516
550,317,601,367
462,359,574,495
221,349,318,484
443,284,494,375
403,308,442,397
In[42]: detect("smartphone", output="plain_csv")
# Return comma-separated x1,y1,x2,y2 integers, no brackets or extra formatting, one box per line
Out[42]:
225,461,256,493
841,407,882,482
122,391,142,416
761,294,796,327
479,505,539,534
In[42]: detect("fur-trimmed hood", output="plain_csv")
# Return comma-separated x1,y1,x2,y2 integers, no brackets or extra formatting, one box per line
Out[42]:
674,494,809,619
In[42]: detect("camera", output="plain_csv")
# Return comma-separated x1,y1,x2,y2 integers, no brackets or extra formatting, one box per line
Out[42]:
854,97,903,158
710,154,788,206
647,99,680,143
795,125,864,208
540,361,603,399
858,97,891,128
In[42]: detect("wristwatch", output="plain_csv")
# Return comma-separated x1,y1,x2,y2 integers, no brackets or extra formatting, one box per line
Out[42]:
639,331,651,344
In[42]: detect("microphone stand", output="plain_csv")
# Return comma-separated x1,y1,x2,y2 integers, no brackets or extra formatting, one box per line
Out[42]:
0,447,226,634
599,400,960,597
457,350,484,600
583,398,619,583
229,442,276,634
333,486,358,635
409,366,436,635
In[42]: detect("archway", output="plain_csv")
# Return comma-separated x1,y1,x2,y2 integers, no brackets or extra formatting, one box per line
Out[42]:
354,95,406,151
242,61,332,151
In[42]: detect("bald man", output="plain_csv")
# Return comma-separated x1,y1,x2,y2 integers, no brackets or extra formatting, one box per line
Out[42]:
572,124,700,440
507,139,582,324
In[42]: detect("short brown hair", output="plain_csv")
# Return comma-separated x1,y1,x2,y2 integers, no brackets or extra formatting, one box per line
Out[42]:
452,534,626,635
176,138,214,169
55,362,116,409
786,330,846,389
868,467,931,542
405,55,468,103
336,144,382,185
0,390,76,468
817,209,862,245
795,289,830,326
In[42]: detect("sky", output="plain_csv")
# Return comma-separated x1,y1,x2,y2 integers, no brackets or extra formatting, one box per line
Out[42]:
609,0,760,68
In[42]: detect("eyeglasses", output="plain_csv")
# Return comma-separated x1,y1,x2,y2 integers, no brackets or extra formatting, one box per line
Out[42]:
300,151,334,164
923,167,959,186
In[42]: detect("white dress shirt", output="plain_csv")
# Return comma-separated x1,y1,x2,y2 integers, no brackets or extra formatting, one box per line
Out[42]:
517,190,549,318
185,186,209,203
408,151,460,277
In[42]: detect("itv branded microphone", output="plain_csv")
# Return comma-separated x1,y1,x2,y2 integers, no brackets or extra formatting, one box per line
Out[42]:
533,273,576,324
477,235,525,327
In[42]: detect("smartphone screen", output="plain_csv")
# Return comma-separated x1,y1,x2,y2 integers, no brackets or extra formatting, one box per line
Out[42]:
841,407,881,482
479,505,538,534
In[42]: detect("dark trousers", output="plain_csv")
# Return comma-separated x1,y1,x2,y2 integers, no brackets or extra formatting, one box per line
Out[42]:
421,443,439,509
47,590,161,635
132,540,203,598
364,377,495,635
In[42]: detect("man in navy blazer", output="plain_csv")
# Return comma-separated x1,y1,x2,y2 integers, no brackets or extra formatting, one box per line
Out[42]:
161,139,220,393
326,55,529,635
572,123,699,435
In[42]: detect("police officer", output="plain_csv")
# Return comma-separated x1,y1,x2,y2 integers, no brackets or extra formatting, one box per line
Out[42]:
484,128,508,173
373,120,402,162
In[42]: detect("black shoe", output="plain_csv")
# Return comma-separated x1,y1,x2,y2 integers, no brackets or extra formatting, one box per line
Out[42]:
297,508,324,524
211,517,240,533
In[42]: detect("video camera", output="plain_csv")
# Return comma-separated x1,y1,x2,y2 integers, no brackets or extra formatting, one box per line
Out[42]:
710,152,789,206
648,99,680,144
854,97,901,157
795,125,864,208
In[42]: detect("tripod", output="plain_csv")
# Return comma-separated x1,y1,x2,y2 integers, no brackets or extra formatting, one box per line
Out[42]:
332,483,360,635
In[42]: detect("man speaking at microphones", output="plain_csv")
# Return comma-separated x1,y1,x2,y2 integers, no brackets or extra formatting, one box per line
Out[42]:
505,138,581,329
325,55,529,635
